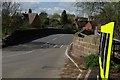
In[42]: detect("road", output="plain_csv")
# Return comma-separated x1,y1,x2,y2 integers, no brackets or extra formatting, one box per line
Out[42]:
2,34,73,78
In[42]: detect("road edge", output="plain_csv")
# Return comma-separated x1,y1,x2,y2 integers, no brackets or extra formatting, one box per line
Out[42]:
65,42,82,80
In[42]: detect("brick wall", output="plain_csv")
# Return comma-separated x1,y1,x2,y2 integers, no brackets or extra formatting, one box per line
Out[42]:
71,33,100,57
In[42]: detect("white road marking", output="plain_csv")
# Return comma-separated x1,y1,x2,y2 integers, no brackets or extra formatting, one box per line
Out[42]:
65,43,82,79
52,38,57,41
60,45,63,48
4,51,33,58
53,45,57,48
60,34,64,37
47,42,49,43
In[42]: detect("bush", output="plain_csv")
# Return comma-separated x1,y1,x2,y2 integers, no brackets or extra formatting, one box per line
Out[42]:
49,19,61,28
19,23,33,30
84,54,120,72
84,54,99,68
110,59,120,72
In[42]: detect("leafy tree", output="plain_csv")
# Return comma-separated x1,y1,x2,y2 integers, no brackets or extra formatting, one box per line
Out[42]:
39,11,48,28
2,2,21,36
49,19,61,28
51,13,60,19
10,13,24,31
60,10,68,25
67,14,75,24
44,18,50,26
75,2,107,16
75,1,120,39
93,2,120,39
39,11,48,19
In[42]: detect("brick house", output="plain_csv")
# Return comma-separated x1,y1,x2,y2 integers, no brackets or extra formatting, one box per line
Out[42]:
75,17,96,30
22,13,41,28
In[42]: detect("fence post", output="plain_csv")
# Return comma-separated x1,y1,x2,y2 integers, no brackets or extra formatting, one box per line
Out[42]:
113,40,115,57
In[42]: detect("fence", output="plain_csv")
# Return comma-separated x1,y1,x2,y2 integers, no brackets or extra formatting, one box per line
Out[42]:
112,38,120,57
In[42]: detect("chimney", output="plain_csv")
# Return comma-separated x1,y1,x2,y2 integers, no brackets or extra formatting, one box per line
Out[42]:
28,9,32,13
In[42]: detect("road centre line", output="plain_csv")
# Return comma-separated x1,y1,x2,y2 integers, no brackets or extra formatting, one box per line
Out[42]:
60,45,63,48
60,34,64,37
3,51,33,58
53,45,57,48
52,38,57,41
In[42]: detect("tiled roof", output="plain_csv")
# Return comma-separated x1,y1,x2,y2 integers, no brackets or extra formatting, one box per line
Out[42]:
23,13,38,24
28,13,37,24
84,22,92,30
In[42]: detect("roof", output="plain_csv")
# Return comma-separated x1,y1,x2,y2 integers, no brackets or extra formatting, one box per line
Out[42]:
28,13,37,24
23,13,38,24
84,22,92,30
75,17,88,22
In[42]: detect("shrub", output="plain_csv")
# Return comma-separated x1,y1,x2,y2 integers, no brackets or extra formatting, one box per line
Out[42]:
110,59,120,72
84,54,120,72
84,54,99,68
19,23,33,30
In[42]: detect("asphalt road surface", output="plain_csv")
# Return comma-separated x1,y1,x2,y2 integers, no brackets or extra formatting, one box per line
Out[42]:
2,34,73,78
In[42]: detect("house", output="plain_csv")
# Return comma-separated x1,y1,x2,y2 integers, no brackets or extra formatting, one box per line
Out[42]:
75,17,96,30
75,17,88,29
22,13,41,28
84,22,92,30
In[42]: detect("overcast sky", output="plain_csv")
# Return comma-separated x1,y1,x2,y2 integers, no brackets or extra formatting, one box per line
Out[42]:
19,2,77,15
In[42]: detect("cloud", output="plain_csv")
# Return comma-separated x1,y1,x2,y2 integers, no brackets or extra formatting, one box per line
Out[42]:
38,6,76,15
11,0,76,2
18,2,76,15
38,7,64,15
19,2,40,12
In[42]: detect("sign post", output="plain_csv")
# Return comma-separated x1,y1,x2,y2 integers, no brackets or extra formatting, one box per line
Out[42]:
99,22,114,80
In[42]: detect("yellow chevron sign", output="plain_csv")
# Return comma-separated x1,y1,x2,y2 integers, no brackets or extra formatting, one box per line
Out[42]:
99,22,114,80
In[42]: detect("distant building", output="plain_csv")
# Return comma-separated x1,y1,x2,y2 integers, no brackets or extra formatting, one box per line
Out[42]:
84,22,92,30
75,17,88,29
22,13,41,28
75,17,96,30
75,17,88,22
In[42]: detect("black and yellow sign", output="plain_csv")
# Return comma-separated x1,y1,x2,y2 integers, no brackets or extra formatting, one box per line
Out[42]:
99,22,114,80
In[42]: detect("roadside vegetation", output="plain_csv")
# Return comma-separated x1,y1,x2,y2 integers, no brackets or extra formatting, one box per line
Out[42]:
75,1,120,39
84,54,99,68
84,54,120,73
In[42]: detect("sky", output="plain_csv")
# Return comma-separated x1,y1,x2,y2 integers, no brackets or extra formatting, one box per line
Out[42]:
2,0,118,17
19,2,77,15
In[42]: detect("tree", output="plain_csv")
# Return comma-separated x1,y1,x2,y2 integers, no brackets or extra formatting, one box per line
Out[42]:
39,11,48,28
67,14,75,24
10,13,24,30
75,1,120,39
93,2,120,39
39,11,48,19
2,2,21,35
51,13,60,19
49,19,61,28
60,10,68,25
2,2,20,16
75,2,107,16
